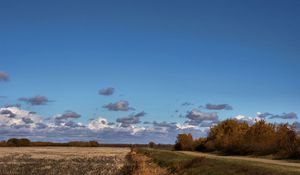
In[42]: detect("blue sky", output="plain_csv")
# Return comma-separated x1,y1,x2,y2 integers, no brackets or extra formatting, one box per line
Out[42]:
0,0,299,143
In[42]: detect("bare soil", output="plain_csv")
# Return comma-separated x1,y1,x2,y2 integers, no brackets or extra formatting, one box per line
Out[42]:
0,147,131,175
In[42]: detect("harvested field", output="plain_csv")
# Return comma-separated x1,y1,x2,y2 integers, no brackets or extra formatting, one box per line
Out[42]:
0,147,131,175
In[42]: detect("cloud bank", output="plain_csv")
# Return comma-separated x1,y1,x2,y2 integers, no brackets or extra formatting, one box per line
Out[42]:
0,107,207,143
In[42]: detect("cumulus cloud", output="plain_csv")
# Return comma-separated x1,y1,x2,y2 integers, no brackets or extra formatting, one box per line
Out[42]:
205,103,233,110
257,112,298,120
0,109,16,118
185,109,218,125
99,87,115,96
234,115,262,125
64,121,84,128
0,107,298,144
88,118,109,130
0,107,43,129
0,72,9,82
22,118,34,124
256,112,272,119
55,111,81,120
19,96,51,105
116,112,146,127
0,107,208,144
103,100,134,111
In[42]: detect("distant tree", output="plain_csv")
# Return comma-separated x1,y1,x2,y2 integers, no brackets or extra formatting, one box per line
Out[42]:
0,140,7,147
148,141,156,148
18,138,31,146
7,138,31,147
7,138,19,146
89,141,99,147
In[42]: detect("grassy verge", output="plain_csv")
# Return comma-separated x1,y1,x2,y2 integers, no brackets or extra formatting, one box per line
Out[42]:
136,148,300,175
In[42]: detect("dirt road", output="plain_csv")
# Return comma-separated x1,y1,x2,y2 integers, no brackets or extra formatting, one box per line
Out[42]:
181,151,300,169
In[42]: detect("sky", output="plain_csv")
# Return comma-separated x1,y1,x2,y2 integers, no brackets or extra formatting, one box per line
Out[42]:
0,0,299,143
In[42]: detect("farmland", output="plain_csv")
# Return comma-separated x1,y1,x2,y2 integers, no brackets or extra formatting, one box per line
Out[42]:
0,147,131,175
1,146,300,175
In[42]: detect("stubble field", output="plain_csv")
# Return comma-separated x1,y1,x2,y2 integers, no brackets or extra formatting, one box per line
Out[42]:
0,147,131,175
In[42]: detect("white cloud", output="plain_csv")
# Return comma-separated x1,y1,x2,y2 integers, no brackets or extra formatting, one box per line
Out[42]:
233,114,262,124
0,107,43,129
0,107,211,143
88,117,111,130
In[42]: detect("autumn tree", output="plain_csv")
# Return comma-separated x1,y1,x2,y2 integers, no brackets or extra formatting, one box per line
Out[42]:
243,120,276,155
275,124,299,158
206,119,249,154
193,138,207,151
174,133,194,151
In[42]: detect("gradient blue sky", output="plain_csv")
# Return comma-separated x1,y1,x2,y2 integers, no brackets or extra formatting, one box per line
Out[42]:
0,0,300,142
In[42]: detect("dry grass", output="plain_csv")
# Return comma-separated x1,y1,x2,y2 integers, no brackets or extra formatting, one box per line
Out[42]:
0,147,131,175
129,151,168,175
137,148,300,175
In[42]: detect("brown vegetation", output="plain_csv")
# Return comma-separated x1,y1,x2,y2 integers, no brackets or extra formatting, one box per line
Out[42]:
175,119,300,159
129,151,168,175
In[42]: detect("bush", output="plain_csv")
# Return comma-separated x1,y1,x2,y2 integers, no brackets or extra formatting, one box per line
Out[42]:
7,138,31,147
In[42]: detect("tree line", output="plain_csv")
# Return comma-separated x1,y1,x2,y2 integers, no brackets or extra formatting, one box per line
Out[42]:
0,138,101,147
0,138,173,149
175,119,300,159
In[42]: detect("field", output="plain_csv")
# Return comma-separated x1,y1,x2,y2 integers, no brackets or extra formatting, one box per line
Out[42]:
0,147,131,175
136,148,300,175
1,147,300,175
